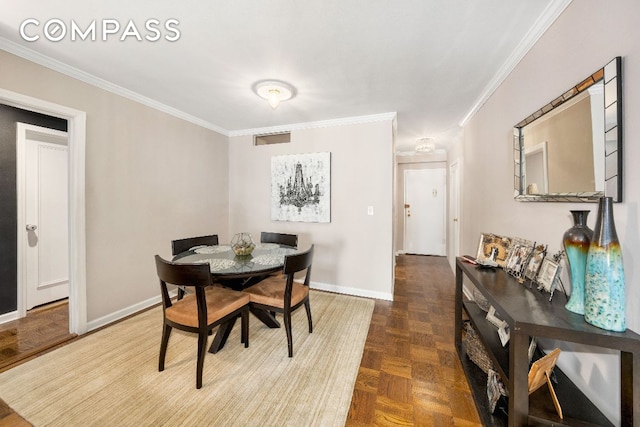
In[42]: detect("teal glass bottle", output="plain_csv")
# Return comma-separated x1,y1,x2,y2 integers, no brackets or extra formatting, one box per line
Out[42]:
584,197,626,332
564,210,592,315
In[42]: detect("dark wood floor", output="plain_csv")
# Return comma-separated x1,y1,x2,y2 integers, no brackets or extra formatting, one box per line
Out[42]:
345,255,481,426
0,300,74,427
0,255,480,426
0,300,74,373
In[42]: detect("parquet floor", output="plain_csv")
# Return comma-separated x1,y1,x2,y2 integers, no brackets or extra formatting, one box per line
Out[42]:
345,255,482,426
0,300,74,373
0,255,480,426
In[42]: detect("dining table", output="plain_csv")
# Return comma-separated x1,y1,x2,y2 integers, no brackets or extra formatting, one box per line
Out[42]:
172,242,300,353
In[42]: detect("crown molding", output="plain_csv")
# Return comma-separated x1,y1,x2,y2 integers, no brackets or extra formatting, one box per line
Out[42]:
459,0,572,127
229,112,397,137
1,37,395,139
0,37,230,135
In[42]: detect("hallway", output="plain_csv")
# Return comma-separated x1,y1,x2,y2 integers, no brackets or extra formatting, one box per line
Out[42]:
346,255,481,425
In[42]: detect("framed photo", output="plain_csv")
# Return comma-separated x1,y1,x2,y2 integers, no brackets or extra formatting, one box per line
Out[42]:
498,325,510,347
486,306,507,329
528,337,538,363
524,245,547,282
476,233,512,268
504,242,534,278
536,258,560,293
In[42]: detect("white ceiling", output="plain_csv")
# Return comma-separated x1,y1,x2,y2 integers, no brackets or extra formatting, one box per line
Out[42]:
0,0,569,153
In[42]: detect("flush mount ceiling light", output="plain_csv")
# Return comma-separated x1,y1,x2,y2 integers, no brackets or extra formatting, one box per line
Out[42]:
253,80,296,109
415,137,436,153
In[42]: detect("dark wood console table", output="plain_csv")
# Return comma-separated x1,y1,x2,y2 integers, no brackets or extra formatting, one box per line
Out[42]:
455,257,640,426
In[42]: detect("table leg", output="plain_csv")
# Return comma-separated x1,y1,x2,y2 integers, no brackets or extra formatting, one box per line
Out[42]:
250,307,280,328
209,316,237,354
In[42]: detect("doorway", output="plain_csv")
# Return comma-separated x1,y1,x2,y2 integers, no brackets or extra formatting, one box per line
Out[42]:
403,168,446,256
17,123,69,315
0,88,87,335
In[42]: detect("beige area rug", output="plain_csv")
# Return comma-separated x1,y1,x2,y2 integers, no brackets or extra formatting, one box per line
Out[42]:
0,290,374,427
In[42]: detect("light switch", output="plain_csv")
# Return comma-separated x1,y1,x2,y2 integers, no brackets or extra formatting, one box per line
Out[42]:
367,206,374,215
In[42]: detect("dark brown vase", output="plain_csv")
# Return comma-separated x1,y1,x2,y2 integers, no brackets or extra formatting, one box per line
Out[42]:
563,210,592,315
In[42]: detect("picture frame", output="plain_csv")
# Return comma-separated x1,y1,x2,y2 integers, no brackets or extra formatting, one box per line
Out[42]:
271,152,331,223
528,348,563,419
524,245,547,282
486,306,507,329
476,233,512,268
536,258,560,293
498,325,510,347
504,240,534,278
528,337,538,363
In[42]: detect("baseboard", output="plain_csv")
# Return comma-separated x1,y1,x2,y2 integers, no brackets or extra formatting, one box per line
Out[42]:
310,281,393,301
84,291,176,332
462,284,474,301
0,310,20,325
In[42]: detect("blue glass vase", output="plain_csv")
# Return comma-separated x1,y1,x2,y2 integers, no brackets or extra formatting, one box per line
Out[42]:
584,197,626,332
564,210,592,315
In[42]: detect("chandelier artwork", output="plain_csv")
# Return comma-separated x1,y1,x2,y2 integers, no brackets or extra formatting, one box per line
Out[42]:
271,152,331,223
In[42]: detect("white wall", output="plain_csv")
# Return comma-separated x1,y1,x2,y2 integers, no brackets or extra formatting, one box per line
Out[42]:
456,1,640,424
228,119,395,300
0,50,229,324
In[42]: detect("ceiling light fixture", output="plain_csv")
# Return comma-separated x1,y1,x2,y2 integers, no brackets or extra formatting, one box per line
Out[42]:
253,80,296,109
415,137,436,153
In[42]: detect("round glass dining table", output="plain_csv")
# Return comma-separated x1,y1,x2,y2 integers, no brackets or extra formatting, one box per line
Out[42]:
172,242,298,280
171,242,299,353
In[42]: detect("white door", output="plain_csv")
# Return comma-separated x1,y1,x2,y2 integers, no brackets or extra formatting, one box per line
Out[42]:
404,168,446,255
17,123,69,311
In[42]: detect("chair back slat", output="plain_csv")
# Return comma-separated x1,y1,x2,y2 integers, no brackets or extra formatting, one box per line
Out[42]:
260,232,298,248
171,234,219,255
283,245,314,286
155,255,212,287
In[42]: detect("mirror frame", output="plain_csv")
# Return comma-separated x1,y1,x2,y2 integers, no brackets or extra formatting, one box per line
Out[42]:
514,57,622,202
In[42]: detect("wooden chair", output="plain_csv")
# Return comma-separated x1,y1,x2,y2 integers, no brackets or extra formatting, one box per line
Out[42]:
171,234,219,256
237,232,300,290
243,245,313,357
260,232,298,248
171,235,219,299
155,255,250,389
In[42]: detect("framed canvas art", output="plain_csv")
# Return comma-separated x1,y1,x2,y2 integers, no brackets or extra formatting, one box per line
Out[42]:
271,152,331,222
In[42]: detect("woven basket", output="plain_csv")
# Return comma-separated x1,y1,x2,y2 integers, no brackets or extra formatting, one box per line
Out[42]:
463,321,492,374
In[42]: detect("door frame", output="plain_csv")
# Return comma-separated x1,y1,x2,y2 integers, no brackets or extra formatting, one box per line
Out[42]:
448,160,462,271
2,88,87,335
16,123,69,316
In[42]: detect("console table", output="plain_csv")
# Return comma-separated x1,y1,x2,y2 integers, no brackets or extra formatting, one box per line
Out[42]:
455,257,640,426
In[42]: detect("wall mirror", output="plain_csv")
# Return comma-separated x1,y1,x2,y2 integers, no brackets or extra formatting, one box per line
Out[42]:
514,57,622,202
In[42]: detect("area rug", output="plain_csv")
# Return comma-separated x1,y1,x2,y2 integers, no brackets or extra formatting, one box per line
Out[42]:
0,290,374,426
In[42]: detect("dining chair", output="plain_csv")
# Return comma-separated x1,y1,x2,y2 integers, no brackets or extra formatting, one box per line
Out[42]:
171,234,219,256
243,245,314,357
260,231,298,248
171,234,219,299
155,255,250,389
